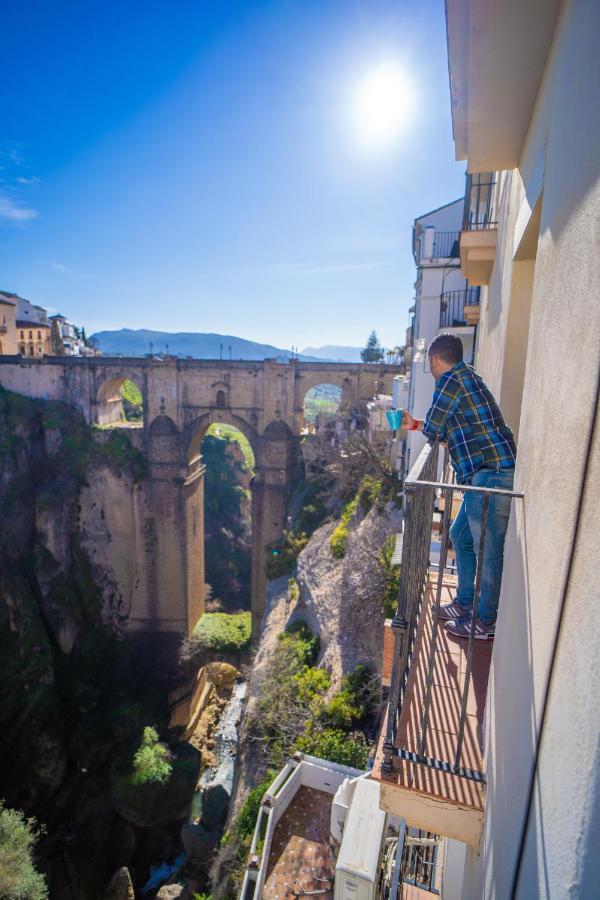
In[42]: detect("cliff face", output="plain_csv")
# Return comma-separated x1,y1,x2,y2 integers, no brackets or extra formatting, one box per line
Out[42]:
0,388,192,897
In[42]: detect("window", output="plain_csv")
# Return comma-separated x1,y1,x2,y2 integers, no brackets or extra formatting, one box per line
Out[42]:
37,330,41,340
28,344,34,356
20,330,24,339
19,344,25,354
28,330,33,339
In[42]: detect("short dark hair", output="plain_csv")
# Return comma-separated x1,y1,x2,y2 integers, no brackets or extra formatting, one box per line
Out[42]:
428,333,464,364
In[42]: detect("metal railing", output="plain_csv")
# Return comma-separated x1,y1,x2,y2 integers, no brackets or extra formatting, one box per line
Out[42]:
382,442,440,774
463,172,498,230
382,444,524,783
387,821,442,898
439,288,480,328
432,230,460,259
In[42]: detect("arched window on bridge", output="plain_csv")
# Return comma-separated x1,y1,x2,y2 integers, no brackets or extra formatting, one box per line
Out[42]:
216,389,227,408
96,376,145,428
303,384,343,436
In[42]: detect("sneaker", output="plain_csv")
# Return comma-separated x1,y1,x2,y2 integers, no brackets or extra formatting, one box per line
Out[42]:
438,599,471,621
445,614,495,640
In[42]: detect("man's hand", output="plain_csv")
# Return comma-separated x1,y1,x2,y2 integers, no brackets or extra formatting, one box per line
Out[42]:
402,410,421,431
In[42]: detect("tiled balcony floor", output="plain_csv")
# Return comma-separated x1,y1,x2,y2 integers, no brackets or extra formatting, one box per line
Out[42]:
262,786,334,899
374,576,492,843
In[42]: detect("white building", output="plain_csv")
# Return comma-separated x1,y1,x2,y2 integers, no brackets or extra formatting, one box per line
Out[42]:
373,2,600,899
403,199,478,475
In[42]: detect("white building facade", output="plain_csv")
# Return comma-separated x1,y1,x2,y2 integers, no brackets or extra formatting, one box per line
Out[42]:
404,198,478,474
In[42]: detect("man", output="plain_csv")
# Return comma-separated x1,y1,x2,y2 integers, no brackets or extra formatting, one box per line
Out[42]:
402,333,516,640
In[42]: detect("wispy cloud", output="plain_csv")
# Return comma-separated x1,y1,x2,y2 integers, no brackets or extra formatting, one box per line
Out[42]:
0,193,38,225
15,175,41,187
40,260,72,274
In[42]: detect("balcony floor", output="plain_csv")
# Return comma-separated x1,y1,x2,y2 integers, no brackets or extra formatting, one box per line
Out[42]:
374,577,492,845
262,786,334,899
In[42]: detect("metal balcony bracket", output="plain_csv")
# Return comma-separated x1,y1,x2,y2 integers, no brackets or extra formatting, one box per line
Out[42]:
394,747,486,785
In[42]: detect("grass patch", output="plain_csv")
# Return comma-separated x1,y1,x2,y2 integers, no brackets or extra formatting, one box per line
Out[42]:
191,611,252,653
329,497,358,559
206,423,255,471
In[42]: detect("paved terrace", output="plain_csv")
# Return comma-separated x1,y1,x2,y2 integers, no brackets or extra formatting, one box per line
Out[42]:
262,786,334,899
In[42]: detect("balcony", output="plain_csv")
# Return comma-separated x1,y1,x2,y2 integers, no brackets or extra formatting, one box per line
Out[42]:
372,443,523,845
439,288,480,329
0,323,8,334
432,230,460,260
460,173,498,285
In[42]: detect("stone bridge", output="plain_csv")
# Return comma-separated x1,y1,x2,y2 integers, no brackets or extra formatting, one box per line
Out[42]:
0,355,402,636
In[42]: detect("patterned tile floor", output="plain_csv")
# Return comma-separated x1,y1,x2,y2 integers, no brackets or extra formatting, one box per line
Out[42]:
262,786,334,899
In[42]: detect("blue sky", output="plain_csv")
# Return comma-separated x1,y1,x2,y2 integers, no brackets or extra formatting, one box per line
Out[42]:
0,0,464,349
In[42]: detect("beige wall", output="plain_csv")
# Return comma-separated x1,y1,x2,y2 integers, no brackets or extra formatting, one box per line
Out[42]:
467,1,600,896
0,301,18,355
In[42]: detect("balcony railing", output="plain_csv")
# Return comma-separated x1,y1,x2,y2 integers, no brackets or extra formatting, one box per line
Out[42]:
0,324,7,334
439,287,480,328
432,230,460,259
382,443,523,787
462,172,498,230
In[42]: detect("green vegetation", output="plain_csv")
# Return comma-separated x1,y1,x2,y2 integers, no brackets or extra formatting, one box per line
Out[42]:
191,611,252,653
265,530,309,579
131,726,173,785
357,474,383,514
294,726,368,769
207,422,255,471
202,432,252,608
303,384,342,424
120,379,143,422
0,801,47,900
380,534,401,618
360,330,384,363
330,496,358,559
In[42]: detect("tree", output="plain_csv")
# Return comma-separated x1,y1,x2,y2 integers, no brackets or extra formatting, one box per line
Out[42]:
360,330,384,363
0,800,48,899
50,320,65,355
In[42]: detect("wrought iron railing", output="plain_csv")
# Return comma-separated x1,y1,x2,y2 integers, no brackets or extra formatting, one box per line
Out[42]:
432,230,460,259
439,287,480,328
382,442,440,774
463,172,498,230
382,444,523,783
388,821,442,898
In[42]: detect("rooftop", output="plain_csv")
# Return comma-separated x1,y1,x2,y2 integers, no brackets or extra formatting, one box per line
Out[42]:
262,786,333,899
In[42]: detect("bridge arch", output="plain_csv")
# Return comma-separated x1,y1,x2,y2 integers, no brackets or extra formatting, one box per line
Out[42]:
95,372,145,427
185,411,260,467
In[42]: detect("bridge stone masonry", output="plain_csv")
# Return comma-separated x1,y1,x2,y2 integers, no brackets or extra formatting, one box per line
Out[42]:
0,355,402,637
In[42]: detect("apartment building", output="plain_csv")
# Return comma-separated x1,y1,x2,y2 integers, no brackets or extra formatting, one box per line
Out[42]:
403,200,478,475
372,1,600,898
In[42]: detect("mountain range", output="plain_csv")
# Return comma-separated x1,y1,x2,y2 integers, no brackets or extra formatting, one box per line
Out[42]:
90,329,363,363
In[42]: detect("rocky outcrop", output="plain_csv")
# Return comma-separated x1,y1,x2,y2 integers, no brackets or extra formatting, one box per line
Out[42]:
103,867,135,900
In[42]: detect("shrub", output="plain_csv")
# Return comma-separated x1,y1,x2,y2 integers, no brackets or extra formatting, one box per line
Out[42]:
265,531,309,579
318,692,362,729
281,620,320,666
293,667,330,707
191,612,252,653
329,497,358,559
132,726,172,785
236,770,277,843
380,534,400,618
0,800,48,900
357,475,382,514
294,726,369,769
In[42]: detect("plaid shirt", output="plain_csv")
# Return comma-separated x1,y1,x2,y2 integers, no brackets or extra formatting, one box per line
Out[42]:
422,361,516,483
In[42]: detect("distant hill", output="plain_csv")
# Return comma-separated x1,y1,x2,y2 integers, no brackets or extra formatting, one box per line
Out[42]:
300,345,363,363
90,329,325,361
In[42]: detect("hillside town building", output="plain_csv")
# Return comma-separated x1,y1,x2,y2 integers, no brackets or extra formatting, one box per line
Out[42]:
0,290,94,357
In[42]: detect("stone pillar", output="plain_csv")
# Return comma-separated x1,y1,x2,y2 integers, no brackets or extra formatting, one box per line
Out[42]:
126,416,205,634
250,422,299,639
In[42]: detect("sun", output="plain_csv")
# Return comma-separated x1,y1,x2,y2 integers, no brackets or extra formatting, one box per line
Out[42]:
353,63,413,149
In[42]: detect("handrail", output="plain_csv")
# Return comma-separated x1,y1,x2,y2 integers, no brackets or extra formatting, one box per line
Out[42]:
382,441,439,775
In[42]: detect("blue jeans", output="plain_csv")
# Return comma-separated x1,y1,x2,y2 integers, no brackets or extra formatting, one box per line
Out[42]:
449,467,514,624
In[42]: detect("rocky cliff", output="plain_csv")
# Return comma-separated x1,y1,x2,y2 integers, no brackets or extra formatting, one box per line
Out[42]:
0,387,197,898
